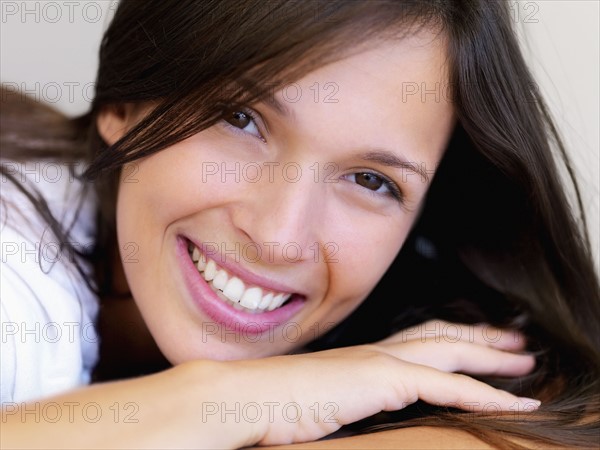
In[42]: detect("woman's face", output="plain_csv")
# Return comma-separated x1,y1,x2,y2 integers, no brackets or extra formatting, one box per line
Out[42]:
100,31,455,363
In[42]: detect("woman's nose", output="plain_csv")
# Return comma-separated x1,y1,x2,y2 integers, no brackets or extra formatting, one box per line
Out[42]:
234,164,325,265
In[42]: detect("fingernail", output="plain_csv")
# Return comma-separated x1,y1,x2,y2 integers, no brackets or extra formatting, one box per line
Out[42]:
518,397,541,408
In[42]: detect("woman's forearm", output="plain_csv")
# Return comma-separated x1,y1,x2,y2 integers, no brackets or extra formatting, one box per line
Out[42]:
1,361,250,450
1,335,540,449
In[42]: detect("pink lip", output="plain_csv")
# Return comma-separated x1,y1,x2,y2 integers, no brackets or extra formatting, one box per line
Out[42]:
176,236,306,335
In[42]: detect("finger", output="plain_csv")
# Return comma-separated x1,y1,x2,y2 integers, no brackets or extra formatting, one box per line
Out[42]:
414,367,542,412
381,320,527,351
387,362,541,413
471,323,526,351
378,339,535,376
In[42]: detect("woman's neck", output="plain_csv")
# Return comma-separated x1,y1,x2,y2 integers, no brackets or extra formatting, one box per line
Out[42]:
93,244,171,381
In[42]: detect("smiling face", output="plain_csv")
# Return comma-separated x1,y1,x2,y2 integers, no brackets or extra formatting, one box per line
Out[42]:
97,30,455,363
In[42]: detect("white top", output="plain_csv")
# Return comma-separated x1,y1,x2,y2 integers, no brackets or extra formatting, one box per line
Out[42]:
1,160,99,403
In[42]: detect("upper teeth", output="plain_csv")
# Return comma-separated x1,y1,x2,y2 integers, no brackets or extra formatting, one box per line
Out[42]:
190,244,292,313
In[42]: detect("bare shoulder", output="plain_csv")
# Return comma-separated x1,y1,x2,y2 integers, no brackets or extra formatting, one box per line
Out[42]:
256,426,565,450
255,427,493,450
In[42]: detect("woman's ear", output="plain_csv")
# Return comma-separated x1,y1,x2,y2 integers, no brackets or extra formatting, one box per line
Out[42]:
96,103,141,146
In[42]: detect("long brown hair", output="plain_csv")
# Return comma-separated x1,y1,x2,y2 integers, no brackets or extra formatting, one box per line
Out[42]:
1,1,598,448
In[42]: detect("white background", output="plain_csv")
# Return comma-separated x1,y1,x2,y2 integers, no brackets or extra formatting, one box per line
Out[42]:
1,0,598,269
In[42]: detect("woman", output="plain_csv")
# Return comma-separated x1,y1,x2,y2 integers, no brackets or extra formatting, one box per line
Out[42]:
1,1,598,448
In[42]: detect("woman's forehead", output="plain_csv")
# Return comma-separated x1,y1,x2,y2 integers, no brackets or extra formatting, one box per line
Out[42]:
262,33,454,168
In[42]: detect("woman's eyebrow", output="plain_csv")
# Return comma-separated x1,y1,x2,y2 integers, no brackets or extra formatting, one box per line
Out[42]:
262,97,297,121
259,97,432,183
361,150,431,183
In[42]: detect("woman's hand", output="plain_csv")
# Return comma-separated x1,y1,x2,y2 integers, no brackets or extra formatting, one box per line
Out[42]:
204,325,538,447
375,319,535,375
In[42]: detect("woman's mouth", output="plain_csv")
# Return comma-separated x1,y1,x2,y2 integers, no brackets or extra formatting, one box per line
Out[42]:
176,236,307,335
187,242,293,314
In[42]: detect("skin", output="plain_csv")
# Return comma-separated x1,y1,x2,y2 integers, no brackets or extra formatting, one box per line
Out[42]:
100,32,456,363
264,427,496,449
1,31,540,449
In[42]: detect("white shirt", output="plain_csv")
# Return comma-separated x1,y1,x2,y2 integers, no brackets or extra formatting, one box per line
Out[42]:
1,160,99,403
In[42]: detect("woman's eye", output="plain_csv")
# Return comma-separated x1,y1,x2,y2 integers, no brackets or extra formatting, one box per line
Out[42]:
345,172,403,202
222,109,265,142
355,173,384,191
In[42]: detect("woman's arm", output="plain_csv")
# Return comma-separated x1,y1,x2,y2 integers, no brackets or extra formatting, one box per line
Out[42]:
2,334,539,449
1,361,238,449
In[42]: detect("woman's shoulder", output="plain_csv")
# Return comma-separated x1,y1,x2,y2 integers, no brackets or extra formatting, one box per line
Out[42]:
257,426,565,449
248,427,490,450
0,159,99,403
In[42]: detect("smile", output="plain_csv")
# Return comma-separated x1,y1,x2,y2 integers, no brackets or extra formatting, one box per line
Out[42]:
187,243,293,314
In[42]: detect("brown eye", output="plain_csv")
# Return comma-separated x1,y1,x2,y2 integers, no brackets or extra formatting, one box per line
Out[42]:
343,171,403,202
226,111,252,129
221,108,264,141
355,173,384,191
